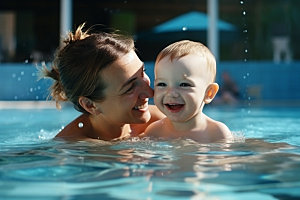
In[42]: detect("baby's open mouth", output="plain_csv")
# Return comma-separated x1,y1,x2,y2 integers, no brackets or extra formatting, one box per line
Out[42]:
165,103,184,112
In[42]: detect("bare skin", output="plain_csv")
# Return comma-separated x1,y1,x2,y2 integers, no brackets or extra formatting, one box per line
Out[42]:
143,54,233,143
54,50,165,141
55,105,164,141
144,113,232,143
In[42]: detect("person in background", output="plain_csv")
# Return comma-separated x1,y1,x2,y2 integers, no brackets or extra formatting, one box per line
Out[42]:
42,23,164,141
219,71,240,105
143,40,233,143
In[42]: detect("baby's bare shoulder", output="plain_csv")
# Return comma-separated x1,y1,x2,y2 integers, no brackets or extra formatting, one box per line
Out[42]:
144,118,168,137
209,119,233,140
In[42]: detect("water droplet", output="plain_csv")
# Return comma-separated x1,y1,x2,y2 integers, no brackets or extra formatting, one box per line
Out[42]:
35,96,39,100
25,59,28,63
244,58,247,62
243,76,246,79
17,77,21,81
247,73,250,76
243,11,246,15
29,88,33,92
78,122,84,128
182,27,187,31
240,1,244,4
12,73,16,78
31,72,36,76
243,29,248,33
244,49,248,53
20,71,24,75
37,86,41,90
14,96,18,100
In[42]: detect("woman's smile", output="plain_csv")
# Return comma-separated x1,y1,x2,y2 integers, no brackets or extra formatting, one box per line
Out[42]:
133,101,149,111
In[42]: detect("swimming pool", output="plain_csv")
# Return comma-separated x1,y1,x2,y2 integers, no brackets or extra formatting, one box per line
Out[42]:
1,105,300,200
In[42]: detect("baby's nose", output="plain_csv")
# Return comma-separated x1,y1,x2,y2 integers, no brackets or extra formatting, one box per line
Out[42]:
167,88,179,97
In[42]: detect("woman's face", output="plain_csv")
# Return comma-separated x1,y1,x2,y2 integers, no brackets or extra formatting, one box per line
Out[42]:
95,50,153,125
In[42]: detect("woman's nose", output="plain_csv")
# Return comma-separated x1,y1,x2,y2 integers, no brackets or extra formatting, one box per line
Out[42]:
139,75,153,99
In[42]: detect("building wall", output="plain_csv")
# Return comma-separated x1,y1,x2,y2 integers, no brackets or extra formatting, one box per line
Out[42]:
145,61,300,102
1,61,300,103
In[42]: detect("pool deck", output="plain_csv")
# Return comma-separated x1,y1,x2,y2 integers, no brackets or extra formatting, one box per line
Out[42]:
0,101,60,109
1,100,300,110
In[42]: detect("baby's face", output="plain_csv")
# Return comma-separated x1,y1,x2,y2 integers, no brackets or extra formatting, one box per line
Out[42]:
154,54,211,122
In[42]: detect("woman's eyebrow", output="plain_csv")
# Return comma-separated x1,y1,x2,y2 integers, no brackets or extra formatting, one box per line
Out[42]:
119,64,144,92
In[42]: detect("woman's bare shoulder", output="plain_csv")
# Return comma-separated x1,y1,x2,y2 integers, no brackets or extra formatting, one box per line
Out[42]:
55,114,90,139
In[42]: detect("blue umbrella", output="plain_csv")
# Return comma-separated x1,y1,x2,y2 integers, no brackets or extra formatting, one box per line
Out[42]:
153,11,236,33
135,11,238,61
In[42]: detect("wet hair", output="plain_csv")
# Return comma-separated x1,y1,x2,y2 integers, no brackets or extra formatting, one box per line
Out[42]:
155,40,216,82
42,23,134,113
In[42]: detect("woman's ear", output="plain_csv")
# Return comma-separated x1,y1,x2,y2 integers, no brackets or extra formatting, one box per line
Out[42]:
204,83,219,104
78,97,101,115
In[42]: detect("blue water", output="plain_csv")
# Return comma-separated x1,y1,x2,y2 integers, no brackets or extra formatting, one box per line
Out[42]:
0,105,300,200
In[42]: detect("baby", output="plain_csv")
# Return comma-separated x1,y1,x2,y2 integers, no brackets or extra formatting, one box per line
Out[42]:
144,40,233,143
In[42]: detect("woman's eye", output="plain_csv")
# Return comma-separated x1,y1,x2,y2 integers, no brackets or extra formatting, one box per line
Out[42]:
125,87,134,93
180,82,192,87
156,82,166,87
124,84,135,94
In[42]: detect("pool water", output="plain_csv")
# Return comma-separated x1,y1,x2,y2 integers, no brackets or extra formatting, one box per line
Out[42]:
0,105,300,200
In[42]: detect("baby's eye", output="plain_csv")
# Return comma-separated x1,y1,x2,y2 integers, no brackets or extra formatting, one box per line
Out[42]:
156,82,167,87
180,82,192,87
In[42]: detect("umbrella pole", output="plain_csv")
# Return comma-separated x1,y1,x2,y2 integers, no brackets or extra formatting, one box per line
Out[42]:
207,0,219,61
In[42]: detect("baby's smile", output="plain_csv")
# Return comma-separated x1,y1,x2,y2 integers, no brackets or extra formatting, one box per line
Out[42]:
164,103,185,113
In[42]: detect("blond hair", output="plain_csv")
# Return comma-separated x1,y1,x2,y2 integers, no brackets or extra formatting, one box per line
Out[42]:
155,40,216,82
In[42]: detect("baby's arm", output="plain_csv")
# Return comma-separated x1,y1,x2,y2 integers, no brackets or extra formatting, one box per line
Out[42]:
143,119,165,138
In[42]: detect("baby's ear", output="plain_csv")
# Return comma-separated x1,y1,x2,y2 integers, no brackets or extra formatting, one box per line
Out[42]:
78,97,101,115
204,83,219,104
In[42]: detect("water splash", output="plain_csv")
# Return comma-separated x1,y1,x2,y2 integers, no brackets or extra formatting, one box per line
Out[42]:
78,122,84,128
240,0,252,115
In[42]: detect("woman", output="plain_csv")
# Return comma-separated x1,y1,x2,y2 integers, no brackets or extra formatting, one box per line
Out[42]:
43,24,164,141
